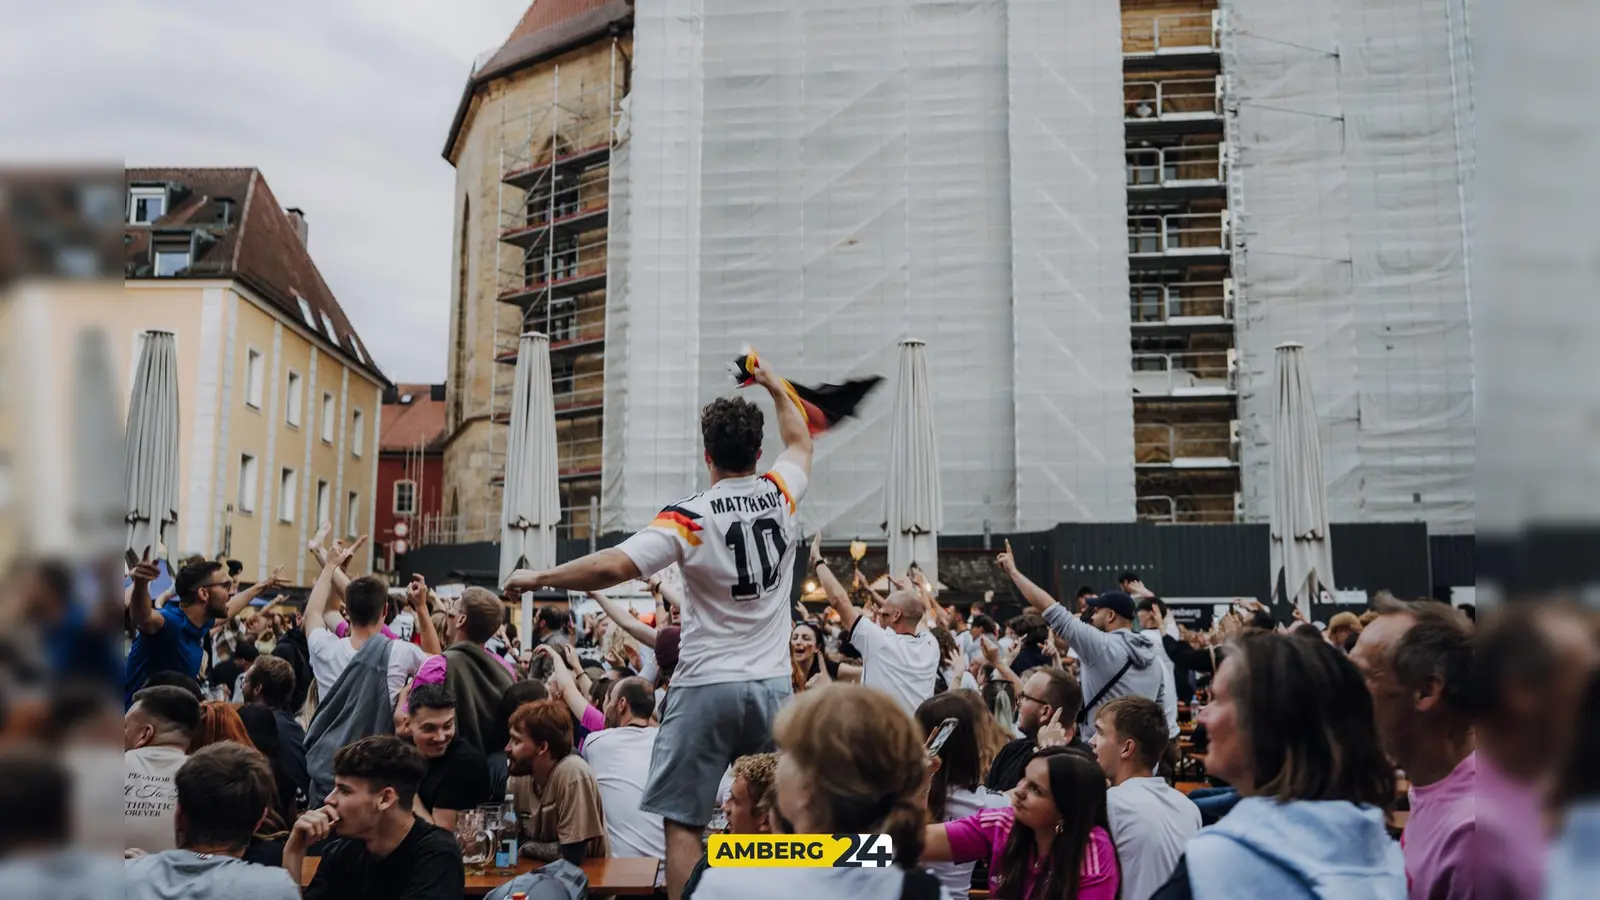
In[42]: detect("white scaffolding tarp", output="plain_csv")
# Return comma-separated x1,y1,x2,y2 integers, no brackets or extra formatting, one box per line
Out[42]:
1226,0,1476,534
1009,0,1135,529
611,0,1132,539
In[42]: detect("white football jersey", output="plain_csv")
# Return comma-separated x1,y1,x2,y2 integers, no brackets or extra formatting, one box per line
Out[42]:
617,459,808,687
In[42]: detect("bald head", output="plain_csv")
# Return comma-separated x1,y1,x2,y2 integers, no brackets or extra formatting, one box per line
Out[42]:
878,590,926,634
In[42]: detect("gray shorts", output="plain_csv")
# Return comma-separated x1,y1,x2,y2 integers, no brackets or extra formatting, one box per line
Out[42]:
638,676,791,828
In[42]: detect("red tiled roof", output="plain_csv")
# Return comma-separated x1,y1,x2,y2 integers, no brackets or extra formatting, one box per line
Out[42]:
381,383,447,452
443,0,632,161
124,167,387,384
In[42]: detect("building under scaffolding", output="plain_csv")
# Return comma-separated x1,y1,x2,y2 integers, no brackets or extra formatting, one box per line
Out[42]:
432,0,1473,559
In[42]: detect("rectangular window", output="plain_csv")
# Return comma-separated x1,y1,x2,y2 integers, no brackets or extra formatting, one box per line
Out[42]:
279,469,297,523
245,349,264,409
315,480,331,528
394,480,417,516
352,408,364,457
238,454,258,513
153,247,190,276
321,392,335,443
320,312,339,344
129,187,165,224
285,371,302,426
346,492,360,537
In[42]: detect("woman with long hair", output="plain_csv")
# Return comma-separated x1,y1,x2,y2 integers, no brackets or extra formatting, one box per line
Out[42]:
789,620,835,692
924,746,1119,900
917,693,1010,899
190,701,253,752
1151,633,1401,900
694,683,941,899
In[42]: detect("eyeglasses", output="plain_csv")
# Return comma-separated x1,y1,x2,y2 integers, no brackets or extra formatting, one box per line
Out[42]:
201,580,232,590
1019,692,1048,706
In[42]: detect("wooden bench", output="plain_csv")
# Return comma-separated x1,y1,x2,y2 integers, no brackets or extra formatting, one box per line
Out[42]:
300,856,659,896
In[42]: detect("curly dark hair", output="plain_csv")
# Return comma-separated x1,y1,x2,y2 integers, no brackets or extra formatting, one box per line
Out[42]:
700,396,764,473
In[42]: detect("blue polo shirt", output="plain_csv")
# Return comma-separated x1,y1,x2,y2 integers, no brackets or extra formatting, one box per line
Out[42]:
124,603,214,707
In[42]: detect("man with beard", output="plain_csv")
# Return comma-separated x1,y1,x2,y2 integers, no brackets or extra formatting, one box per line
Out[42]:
288,736,463,900
125,557,283,707
981,665,1086,792
506,698,609,865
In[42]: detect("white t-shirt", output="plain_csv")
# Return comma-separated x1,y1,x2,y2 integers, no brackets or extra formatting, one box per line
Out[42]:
929,786,1010,899
1107,776,1202,900
580,725,665,859
125,745,187,853
306,629,430,704
848,617,940,715
616,459,809,688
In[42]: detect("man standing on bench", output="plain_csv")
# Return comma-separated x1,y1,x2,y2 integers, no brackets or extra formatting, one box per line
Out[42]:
505,357,812,900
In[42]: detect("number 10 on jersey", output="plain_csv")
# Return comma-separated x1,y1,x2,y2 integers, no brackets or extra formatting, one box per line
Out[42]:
723,517,787,601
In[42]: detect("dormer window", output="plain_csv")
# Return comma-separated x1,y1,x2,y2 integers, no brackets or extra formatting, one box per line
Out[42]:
296,294,316,329
128,186,166,224
152,235,191,276
320,311,338,343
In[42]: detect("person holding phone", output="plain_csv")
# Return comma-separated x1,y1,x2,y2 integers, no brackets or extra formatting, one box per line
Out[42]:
917,695,1010,900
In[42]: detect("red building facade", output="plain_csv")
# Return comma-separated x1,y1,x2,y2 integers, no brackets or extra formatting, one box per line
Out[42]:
375,384,447,572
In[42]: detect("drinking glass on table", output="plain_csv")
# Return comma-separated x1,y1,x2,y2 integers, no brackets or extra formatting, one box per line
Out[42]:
454,808,493,875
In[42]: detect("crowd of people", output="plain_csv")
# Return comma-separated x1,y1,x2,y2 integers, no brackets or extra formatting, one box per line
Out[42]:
101,357,1599,899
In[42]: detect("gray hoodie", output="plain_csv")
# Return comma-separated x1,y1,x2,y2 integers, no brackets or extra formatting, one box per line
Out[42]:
1041,603,1166,740
125,850,300,900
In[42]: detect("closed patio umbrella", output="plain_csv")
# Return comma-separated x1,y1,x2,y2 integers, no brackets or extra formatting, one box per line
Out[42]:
501,332,562,641
1270,342,1335,617
124,330,179,564
883,338,942,585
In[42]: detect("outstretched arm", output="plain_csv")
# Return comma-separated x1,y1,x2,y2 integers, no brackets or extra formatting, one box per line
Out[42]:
588,591,657,648
227,566,285,619
749,355,814,478
304,538,362,637
811,535,860,633
504,548,642,594
996,540,1056,614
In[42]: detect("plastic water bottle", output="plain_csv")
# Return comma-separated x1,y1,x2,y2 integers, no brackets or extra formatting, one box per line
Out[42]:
495,792,519,873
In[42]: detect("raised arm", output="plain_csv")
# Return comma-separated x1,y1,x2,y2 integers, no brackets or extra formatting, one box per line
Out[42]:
996,540,1056,614
588,591,657,648
407,575,442,655
810,535,860,633
748,355,814,478
303,538,362,637
307,522,352,595
504,548,641,594
126,551,166,635
980,636,1024,693
536,646,593,724
227,565,286,619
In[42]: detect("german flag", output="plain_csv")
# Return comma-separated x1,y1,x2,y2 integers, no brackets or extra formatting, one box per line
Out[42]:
730,348,882,437
649,504,704,546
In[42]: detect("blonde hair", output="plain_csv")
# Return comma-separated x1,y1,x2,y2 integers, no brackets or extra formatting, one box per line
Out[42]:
773,683,928,869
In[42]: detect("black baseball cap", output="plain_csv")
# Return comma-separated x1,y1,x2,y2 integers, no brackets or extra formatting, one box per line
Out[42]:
1086,590,1136,621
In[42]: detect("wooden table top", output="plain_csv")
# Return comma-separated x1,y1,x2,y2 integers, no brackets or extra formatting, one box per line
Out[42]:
300,855,660,896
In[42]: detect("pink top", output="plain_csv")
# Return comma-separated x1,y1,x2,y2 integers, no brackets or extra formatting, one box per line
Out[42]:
1401,752,1475,900
1472,752,1545,900
412,648,517,687
334,621,399,641
944,806,1119,900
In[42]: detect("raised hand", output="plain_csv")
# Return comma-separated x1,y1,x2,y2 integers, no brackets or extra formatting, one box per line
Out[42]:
1036,708,1070,749
996,539,1017,575
330,535,367,570
128,548,161,585
261,565,287,590
809,532,824,567
406,574,429,611
979,636,1000,666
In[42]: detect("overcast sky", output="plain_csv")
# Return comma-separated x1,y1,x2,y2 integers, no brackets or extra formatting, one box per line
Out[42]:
3,0,533,383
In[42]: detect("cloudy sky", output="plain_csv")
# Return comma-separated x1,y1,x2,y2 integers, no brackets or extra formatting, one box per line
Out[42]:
4,0,533,383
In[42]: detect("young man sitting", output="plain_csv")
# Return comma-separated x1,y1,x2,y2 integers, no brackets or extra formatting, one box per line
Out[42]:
288,736,464,900
506,698,610,864
1091,696,1200,900
125,742,300,900
407,684,494,832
